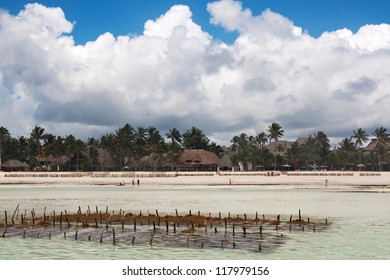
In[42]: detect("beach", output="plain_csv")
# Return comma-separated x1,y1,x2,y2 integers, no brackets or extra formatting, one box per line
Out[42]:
1,171,390,192
1,170,390,261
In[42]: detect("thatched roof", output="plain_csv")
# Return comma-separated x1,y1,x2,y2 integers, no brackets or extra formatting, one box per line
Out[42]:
363,139,390,152
124,156,139,170
177,149,219,165
218,153,233,167
139,155,157,169
36,154,54,162
49,156,69,167
2,159,29,169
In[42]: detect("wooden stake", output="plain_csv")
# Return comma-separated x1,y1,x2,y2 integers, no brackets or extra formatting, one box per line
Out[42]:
12,204,19,225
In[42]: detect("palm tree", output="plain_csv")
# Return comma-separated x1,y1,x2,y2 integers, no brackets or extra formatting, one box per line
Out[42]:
0,126,11,166
255,132,268,151
113,124,134,169
17,136,29,162
166,128,182,145
230,133,250,170
287,142,304,170
352,128,368,166
182,127,210,150
267,122,284,170
267,122,284,143
30,125,45,156
338,137,356,170
146,126,164,155
352,128,368,147
372,127,390,171
302,135,320,169
313,131,331,167
99,134,113,171
73,139,87,171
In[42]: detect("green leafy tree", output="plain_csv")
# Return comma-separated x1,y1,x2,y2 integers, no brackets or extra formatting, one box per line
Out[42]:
338,137,356,170
0,126,10,166
267,122,284,170
166,128,182,145
113,124,135,170
313,131,331,166
230,133,250,170
352,128,368,165
182,127,210,150
30,125,45,156
372,127,390,171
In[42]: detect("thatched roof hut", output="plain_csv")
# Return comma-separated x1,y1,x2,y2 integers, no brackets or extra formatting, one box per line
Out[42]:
1,159,30,171
49,156,69,171
139,154,157,171
176,149,219,171
218,153,233,171
124,156,139,171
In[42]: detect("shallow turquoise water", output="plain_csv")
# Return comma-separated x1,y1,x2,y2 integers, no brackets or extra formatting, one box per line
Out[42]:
0,186,389,259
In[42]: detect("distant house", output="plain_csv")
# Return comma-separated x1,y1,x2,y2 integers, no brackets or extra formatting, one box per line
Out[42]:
176,149,219,171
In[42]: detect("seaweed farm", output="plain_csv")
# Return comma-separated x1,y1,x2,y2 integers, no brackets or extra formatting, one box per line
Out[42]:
0,186,389,259
1,205,329,254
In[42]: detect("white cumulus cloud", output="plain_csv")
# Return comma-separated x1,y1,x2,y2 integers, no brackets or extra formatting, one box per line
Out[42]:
1,1,390,146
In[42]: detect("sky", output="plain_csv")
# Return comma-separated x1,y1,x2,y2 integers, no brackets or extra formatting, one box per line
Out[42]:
1,0,390,147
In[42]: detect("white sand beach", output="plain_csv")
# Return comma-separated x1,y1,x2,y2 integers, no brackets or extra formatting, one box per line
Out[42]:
1,171,390,192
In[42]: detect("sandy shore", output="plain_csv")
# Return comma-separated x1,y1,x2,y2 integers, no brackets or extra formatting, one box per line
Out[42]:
1,171,390,192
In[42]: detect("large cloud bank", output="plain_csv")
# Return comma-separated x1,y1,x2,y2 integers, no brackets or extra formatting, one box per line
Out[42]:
1,0,390,145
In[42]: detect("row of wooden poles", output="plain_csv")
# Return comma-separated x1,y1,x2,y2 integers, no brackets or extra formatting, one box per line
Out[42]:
2,205,327,228
2,205,328,250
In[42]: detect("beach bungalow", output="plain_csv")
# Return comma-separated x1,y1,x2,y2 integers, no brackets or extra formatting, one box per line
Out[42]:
217,153,234,171
1,159,30,171
176,149,219,171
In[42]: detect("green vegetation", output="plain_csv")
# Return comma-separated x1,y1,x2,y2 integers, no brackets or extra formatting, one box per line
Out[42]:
0,123,388,171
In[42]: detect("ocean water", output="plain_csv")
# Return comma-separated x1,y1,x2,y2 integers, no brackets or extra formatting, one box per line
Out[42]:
0,185,389,260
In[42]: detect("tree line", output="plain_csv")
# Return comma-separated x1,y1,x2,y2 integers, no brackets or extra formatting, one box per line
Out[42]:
0,123,389,171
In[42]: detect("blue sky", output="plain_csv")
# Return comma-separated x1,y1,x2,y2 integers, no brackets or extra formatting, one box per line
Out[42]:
1,0,390,146
2,0,389,45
